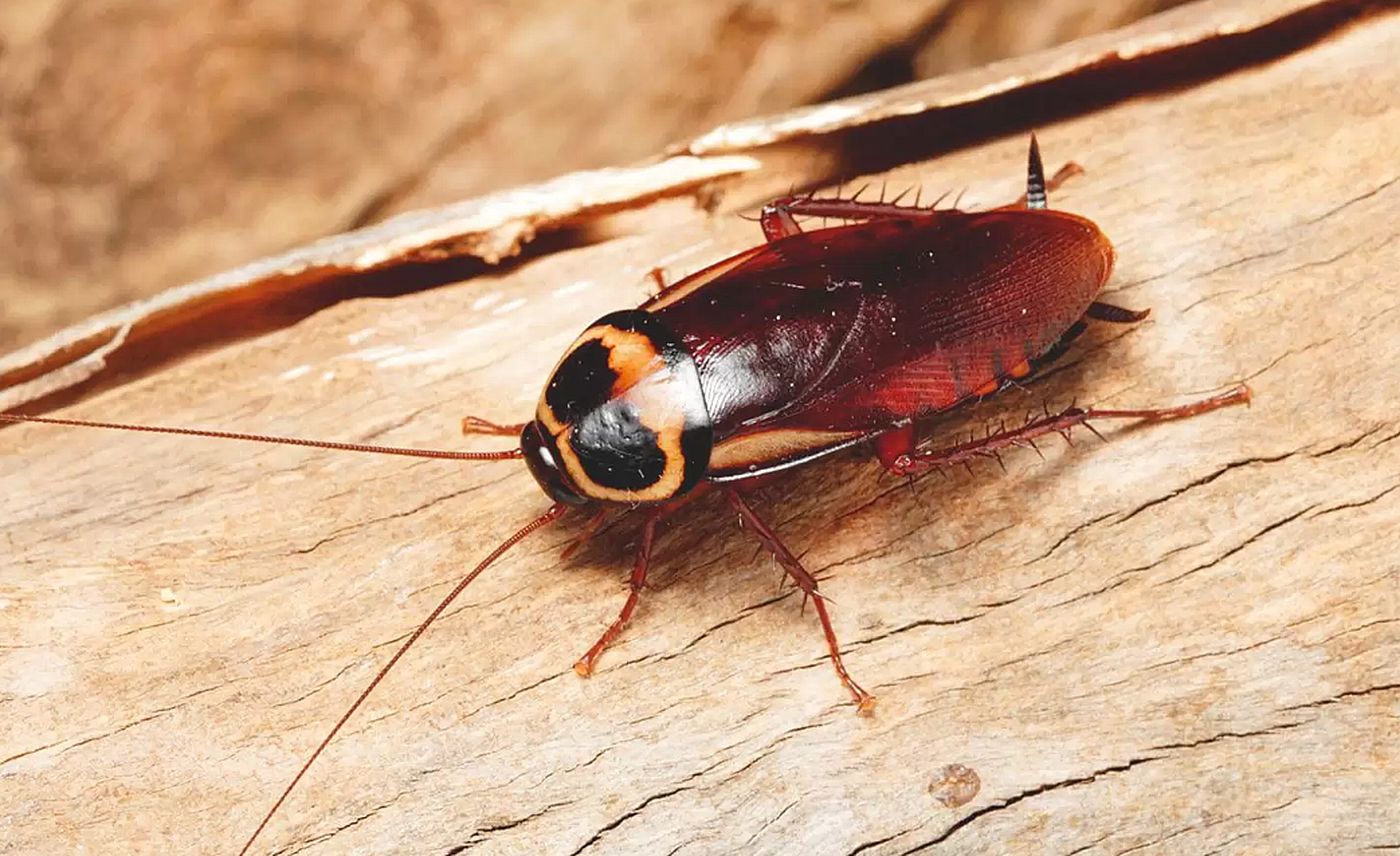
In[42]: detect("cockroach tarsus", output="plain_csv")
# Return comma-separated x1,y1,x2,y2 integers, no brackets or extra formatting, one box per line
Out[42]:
1,135,1252,854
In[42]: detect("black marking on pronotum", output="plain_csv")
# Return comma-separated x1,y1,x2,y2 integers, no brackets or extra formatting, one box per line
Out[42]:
536,309,715,501
545,338,615,425
571,401,668,490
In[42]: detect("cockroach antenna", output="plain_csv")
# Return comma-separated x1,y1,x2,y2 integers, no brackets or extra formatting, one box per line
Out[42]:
0,413,525,461
236,501,568,856
0,408,570,855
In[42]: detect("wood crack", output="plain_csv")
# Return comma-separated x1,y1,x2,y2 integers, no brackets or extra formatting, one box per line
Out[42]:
1154,503,1319,588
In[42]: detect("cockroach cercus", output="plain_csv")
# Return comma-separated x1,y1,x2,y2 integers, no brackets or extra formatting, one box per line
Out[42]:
2,136,1250,853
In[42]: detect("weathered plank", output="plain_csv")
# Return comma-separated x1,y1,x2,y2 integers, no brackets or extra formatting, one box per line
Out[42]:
2,2,1397,854
0,0,1189,351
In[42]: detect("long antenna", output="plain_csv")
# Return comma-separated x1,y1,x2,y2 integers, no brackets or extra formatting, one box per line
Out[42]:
0,413,523,461
238,501,569,855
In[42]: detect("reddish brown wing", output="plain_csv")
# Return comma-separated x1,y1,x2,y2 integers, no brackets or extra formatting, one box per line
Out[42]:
650,208,1113,481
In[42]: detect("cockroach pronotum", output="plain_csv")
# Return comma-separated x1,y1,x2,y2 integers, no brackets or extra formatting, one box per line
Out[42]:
1,136,1250,853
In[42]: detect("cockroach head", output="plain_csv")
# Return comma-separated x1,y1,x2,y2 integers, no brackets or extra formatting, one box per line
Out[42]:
520,421,589,506
527,310,713,505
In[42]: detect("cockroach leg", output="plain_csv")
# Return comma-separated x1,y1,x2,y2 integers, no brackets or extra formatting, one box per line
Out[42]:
872,423,917,471
574,509,660,677
886,384,1251,476
759,200,804,241
572,485,708,675
1049,162,1086,191
560,507,610,560
761,195,926,239
760,179,961,238
646,267,669,295
460,416,529,437
763,149,1087,237
725,489,876,715
1086,302,1151,324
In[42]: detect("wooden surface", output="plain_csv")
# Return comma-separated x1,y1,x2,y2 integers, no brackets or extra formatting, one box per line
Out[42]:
3,2,1399,854
0,0,1187,351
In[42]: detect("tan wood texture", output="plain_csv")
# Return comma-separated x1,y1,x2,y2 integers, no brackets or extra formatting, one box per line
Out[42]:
2,1,1397,853
0,0,1188,352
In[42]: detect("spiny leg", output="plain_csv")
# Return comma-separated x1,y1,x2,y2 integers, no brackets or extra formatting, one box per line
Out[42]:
760,200,803,241
574,509,660,677
725,488,876,715
461,416,528,437
885,384,1251,477
760,154,1085,243
572,486,708,676
759,193,933,240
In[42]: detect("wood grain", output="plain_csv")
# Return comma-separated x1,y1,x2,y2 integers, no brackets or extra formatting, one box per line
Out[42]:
2,2,1398,854
0,0,1191,352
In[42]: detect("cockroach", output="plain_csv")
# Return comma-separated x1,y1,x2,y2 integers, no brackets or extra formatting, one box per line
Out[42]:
1,136,1250,853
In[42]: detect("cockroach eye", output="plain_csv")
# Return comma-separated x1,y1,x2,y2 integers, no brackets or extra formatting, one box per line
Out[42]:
520,422,588,506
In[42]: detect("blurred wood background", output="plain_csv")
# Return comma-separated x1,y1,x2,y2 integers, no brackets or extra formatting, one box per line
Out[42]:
0,0,1186,350
3,1,1398,855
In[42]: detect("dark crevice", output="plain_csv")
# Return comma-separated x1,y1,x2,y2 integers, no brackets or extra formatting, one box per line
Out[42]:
904,757,1160,851
1309,483,1400,518
897,715,1316,853
1303,173,1400,224
1145,718,1309,752
280,794,404,855
745,798,801,846
1114,824,1201,855
1023,510,1116,565
285,481,487,556
6,2,1384,421
1190,246,1290,281
565,784,696,856
443,799,577,854
816,1,970,102
1200,831,1251,856
847,824,924,856
1113,452,1296,527
561,723,822,855
744,1,1384,209
1308,423,1389,456
851,610,988,649
1050,540,1204,608
1241,338,1336,382
7,226,593,419
1280,682,1400,711
767,607,991,682
1063,832,1114,855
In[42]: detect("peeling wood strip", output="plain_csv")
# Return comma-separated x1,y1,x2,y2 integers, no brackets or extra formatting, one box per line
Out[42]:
678,0,1375,154
0,156,758,412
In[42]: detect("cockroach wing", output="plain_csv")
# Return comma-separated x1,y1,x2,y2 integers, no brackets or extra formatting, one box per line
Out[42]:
651,209,1113,481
